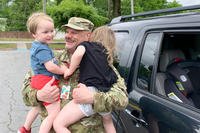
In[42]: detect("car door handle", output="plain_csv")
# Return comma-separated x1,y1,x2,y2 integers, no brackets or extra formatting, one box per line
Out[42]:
125,109,148,126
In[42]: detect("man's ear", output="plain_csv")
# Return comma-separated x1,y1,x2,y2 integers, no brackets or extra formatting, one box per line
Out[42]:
87,32,92,39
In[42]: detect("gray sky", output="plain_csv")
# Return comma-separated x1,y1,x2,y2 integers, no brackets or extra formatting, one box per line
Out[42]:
168,0,200,6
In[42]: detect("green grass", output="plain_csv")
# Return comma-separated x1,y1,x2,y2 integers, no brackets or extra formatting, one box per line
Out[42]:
0,43,65,50
26,43,65,50
49,43,65,50
0,38,64,42
0,38,65,50
0,44,17,50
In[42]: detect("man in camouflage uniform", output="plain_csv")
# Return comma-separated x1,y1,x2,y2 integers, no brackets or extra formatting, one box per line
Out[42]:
22,17,128,133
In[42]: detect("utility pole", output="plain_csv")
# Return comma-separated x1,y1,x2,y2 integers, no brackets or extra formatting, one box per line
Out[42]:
43,0,46,14
131,0,134,14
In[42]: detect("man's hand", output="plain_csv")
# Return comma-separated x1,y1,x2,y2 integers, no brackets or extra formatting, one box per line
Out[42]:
72,83,94,104
36,77,59,103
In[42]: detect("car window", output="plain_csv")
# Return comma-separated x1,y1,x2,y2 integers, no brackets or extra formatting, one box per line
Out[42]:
114,31,133,80
155,31,200,109
137,33,160,91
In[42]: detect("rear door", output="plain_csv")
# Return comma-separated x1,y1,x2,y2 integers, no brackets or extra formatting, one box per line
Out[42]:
128,30,200,133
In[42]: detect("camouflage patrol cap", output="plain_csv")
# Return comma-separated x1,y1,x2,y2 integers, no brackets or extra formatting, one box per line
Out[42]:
62,17,94,31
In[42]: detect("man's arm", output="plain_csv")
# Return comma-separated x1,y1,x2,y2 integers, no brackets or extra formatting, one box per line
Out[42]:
94,65,128,112
22,70,60,106
72,65,128,112
22,70,39,106
36,76,60,103
93,69,128,112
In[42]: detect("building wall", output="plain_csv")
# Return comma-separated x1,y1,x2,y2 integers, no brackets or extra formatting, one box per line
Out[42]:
0,31,32,38
0,31,65,39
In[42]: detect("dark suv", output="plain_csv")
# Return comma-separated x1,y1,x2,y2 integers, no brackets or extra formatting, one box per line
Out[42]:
110,5,200,133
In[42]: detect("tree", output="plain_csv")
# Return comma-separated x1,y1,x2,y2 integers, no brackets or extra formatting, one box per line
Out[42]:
90,0,108,17
112,0,121,17
91,0,181,20
0,0,12,18
0,18,7,31
166,0,182,8
90,0,120,18
6,0,42,31
47,0,109,29
4,0,56,31
2,0,182,31
121,0,181,16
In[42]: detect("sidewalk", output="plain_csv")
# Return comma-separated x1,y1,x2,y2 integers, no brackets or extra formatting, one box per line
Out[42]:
0,50,40,133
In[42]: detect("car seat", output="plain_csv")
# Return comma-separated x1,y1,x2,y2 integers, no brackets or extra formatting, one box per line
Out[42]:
156,50,200,108
155,50,186,96
166,58,200,108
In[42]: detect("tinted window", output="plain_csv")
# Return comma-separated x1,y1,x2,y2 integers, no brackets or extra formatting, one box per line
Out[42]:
114,31,133,80
137,33,160,91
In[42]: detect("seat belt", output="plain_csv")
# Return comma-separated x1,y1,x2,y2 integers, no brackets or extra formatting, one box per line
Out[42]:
167,63,194,97
164,78,194,106
165,79,183,103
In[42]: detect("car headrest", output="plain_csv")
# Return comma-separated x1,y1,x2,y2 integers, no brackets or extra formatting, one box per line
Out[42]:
159,50,185,72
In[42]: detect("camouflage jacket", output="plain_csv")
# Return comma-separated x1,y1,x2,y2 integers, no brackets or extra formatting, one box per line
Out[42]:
22,49,128,133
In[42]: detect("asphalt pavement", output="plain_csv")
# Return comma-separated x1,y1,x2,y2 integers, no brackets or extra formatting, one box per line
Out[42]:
0,48,40,132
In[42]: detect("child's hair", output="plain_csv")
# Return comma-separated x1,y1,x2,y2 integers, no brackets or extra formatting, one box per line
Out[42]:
89,25,116,65
26,12,53,34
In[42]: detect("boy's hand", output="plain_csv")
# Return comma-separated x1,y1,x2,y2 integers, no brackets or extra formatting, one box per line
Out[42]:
60,64,68,73
64,69,71,79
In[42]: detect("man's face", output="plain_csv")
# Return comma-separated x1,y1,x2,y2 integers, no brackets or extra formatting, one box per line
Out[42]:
64,27,90,52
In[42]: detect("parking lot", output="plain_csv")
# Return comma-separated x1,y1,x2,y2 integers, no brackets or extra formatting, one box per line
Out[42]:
0,49,40,132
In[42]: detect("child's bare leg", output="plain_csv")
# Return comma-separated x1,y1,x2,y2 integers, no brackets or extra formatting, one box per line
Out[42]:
102,114,116,133
39,101,60,133
23,106,40,130
53,100,85,133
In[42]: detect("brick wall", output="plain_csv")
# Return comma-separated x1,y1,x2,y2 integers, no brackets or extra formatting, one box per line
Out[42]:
0,31,32,38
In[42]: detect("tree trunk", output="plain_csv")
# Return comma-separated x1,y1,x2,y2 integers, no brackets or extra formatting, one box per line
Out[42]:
108,0,112,18
112,0,121,17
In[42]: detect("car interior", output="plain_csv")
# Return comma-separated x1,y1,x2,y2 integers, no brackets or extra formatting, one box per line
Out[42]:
156,32,200,109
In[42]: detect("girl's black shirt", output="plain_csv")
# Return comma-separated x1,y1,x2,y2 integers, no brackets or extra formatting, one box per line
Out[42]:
78,41,117,92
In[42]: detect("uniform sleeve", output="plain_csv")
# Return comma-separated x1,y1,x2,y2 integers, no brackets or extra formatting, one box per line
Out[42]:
21,70,40,106
93,66,128,112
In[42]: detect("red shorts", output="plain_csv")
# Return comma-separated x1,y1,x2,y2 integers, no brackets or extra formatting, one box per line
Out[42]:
31,74,60,106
